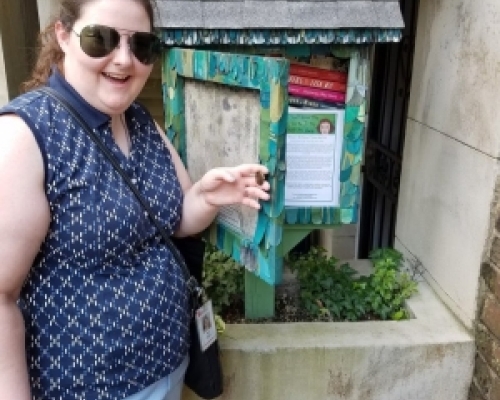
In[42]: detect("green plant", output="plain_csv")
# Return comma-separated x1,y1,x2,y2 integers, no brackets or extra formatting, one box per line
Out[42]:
202,243,244,315
365,248,418,320
287,248,364,321
287,247,418,321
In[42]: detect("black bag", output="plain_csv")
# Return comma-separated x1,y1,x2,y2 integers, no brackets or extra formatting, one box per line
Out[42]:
38,88,224,400
171,236,204,284
172,236,224,399
186,310,224,399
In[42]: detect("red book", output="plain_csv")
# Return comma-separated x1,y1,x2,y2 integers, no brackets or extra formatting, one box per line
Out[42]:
290,63,348,84
288,84,346,103
289,74,346,92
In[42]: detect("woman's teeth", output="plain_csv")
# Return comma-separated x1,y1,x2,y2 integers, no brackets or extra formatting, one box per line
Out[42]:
104,73,129,81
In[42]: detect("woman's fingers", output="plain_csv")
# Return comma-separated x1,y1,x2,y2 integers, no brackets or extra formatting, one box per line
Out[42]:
212,168,236,183
212,165,270,190
238,175,268,189
245,186,270,201
201,165,270,209
242,186,270,209
241,197,261,209
234,164,269,178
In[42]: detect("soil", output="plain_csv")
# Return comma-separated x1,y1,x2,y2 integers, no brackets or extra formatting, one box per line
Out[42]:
219,284,380,323
220,292,330,324
217,271,382,323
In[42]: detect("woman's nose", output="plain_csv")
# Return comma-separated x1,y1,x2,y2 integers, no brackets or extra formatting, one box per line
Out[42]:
112,36,134,65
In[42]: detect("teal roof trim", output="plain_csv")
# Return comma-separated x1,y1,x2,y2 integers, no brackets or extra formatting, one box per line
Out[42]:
161,28,403,46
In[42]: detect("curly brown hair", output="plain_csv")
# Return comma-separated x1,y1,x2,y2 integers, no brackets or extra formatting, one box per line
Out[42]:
22,0,157,92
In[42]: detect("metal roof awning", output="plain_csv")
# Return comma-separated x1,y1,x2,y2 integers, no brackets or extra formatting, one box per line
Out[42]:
156,0,404,45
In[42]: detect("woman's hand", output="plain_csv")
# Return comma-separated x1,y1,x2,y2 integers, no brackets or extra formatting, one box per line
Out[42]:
198,164,270,209
176,164,270,236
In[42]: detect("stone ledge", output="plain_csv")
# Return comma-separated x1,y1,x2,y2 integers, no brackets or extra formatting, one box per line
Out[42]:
183,263,475,400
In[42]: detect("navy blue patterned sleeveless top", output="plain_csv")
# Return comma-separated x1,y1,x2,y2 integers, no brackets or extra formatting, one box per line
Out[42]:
0,71,190,399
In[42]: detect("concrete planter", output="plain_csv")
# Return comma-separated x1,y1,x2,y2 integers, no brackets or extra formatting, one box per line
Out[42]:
182,263,474,400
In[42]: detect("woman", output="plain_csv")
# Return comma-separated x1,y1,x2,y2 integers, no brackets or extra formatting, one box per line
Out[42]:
0,0,269,399
317,118,334,134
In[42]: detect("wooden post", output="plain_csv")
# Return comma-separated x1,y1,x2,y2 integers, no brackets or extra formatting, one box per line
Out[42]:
244,228,312,319
0,0,40,100
244,271,275,319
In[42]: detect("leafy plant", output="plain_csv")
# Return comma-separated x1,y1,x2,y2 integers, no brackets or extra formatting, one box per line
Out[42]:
287,247,418,321
365,248,418,320
202,243,418,322
287,248,363,321
202,243,244,315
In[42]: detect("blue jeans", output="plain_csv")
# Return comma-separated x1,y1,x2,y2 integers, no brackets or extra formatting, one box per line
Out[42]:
123,356,189,400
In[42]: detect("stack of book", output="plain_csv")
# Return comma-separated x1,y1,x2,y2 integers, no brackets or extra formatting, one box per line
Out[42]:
288,63,348,110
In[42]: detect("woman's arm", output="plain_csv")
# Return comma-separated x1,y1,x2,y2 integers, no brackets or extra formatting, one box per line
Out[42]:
155,124,270,236
0,115,50,400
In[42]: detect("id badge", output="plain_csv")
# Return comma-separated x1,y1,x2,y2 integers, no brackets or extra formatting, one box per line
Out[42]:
195,300,217,352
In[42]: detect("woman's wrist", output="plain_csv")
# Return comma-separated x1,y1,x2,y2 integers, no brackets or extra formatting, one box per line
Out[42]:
196,180,219,211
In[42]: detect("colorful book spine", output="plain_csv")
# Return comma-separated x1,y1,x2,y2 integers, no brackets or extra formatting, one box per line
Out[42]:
289,84,346,103
289,75,346,92
290,63,348,84
288,95,345,109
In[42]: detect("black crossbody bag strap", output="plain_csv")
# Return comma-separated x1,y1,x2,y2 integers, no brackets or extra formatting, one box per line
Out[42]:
38,87,203,300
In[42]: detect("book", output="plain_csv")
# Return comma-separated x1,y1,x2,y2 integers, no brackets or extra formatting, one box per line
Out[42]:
290,63,347,84
288,95,345,110
289,74,346,92
289,84,346,103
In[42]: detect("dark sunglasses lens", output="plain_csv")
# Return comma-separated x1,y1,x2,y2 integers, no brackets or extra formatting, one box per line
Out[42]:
130,33,162,64
80,25,119,58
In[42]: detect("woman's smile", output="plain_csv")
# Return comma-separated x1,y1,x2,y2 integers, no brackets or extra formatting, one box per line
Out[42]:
102,72,131,84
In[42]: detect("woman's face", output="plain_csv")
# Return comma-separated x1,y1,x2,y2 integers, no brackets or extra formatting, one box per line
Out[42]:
319,121,331,134
56,0,154,116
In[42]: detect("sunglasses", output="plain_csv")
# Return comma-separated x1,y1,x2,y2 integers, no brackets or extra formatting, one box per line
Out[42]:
73,24,163,65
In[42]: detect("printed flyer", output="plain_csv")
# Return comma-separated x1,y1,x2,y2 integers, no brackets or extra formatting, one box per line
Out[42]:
285,108,345,207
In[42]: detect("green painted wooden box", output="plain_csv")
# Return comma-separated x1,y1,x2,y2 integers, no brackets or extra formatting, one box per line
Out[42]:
162,43,370,317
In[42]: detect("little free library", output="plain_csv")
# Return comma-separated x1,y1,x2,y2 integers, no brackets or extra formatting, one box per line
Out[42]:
156,0,404,318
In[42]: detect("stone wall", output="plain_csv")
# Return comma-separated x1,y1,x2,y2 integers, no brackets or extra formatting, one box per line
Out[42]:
0,1,40,101
36,0,59,27
470,178,500,399
395,0,500,330
0,30,8,106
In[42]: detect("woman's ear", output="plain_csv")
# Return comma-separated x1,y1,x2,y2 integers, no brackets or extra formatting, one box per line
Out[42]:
54,21,71,54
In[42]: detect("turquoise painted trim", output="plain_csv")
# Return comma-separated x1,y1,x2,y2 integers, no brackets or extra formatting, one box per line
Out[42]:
162,48,289,285
161,29,402,46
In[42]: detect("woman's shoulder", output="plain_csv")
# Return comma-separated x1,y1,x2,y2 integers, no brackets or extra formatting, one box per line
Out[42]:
0,89,53,140
0,113,41,159
0,89,53,132
0,89,46,112
0,91,51,179
0,110,33,134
